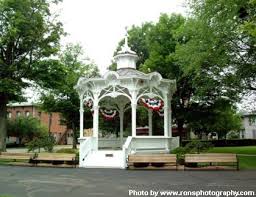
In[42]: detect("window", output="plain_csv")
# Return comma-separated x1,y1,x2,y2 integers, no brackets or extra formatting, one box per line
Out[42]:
241,130,245,139
25,111,30,117
16,111,21,117
7,112,12,118
253,130,256,139
249,116,256,126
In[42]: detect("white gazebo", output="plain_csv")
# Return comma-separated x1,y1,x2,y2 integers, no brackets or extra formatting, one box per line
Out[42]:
75,31,179,168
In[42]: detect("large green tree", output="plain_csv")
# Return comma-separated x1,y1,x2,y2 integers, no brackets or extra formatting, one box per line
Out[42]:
40,43,99,149
112,13,242,141
0,0,64,151
187,0,256,92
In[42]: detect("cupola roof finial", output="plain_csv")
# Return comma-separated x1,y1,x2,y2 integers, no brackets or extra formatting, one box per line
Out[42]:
124,26,128,49
113,27,138,70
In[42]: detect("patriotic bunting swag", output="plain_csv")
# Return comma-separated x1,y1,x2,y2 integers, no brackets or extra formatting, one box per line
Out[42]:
141,98,163,111
84,99,94,113
85,99,93,108
84,100,117,120
157,107,164,117
100,109,117,120
141,98,165,117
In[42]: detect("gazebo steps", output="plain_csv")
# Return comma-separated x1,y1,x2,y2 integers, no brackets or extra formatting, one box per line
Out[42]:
81,150,124,169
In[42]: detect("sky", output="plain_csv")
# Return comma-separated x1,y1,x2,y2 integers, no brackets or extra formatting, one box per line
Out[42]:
23,0,254,112
25,0,188,102
56,0,187,74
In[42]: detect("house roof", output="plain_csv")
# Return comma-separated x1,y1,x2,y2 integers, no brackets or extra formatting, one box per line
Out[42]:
7,102,36,107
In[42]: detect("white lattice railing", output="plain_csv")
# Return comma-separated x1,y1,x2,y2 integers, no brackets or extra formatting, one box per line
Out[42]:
79,137,97,165
98,138,127,149
122,136,133,168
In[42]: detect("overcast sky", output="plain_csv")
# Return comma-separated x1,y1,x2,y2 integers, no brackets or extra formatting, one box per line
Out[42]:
25,0,187,101
57,0,187,74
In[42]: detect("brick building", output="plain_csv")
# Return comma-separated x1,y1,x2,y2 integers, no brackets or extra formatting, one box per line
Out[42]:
7,102,71,144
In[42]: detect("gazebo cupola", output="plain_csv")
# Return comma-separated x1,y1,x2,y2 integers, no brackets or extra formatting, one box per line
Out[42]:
114,30,138,70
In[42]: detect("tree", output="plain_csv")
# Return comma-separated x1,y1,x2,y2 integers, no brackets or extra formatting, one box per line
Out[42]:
173,0,255,136
0,0,64,151
7,116,47,144
180,0,256,107
113,13,242,141
108,22,153,71
187,99,242,139
40,43,99,149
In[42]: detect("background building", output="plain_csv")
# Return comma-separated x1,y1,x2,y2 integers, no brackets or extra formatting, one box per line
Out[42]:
241,112,256,139
7,102,71,144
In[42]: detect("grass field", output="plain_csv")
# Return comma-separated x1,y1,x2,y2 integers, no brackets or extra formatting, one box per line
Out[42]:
208,146,256,169
208,146,256,154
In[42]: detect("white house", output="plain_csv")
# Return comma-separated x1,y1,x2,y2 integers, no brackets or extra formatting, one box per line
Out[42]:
241,112,256,139
74,31,179,168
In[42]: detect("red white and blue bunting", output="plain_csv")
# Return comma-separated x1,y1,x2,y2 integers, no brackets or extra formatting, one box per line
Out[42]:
84,99,94,113
141,98,164,111
84,100,117,120
85,99,93,108
100,109,117,120
157,107,164,117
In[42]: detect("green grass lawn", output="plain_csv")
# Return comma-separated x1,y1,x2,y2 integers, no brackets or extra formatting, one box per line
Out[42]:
208,146,256,169
238,156,256,170
208,146,256,154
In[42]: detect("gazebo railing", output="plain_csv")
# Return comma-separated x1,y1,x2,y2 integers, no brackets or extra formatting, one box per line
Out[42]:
98,138,127,149
79,137,97,164
123,136,133,168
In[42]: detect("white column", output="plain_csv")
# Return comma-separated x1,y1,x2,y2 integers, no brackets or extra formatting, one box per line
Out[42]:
119,108,124,145
148,109,153,136
169,100,172,137
79,97,84,138
92,94,99,150
93,105,99,138
131,103,137,137
131,90,137,137
164,95,169,137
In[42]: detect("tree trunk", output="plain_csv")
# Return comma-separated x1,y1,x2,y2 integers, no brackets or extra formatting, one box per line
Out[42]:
0,94,8,152
72,122,77,149
48,112,52,134
177,119,184,145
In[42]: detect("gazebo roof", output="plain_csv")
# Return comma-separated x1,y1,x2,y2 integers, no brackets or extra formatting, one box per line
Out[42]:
75,29,176,103
116,68,146,77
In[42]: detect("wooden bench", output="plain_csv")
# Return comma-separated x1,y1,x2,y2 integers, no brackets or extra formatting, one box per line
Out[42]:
31,153,77,168
0,152,35,162
185,153,239,170
128,154,177,170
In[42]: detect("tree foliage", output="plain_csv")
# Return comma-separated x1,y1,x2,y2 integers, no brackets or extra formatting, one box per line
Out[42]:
26,134,55,153
0,0,64,151
40,43,99,149
112,12,243,140
7,116,47,143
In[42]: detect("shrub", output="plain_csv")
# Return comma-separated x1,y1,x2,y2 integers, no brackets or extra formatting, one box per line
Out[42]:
182,139,256,147
184,140,213,154
172,140,213,164
26,135,55,153
226,131,240,139
42,135,55,152
7,117,47,144
172,147,187,164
